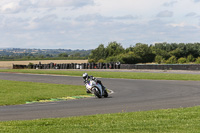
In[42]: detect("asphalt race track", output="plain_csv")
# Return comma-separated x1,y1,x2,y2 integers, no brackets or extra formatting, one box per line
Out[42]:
1,72,200,121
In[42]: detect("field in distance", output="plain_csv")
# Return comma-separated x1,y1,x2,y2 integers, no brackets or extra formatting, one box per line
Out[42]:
0,60,88,69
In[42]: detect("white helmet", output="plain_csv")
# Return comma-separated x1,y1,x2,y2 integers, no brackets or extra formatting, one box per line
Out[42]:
82,73,88,80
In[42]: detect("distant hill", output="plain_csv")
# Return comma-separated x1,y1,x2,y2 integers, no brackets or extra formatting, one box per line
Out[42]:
0,48,92,61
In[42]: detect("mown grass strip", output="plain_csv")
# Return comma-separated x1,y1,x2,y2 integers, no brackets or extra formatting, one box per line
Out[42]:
1,69,200,81
26,95,93,104
0,106,200,133
0,80,85,105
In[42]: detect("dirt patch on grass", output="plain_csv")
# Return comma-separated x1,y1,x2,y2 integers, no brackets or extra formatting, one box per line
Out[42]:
0,60,88,69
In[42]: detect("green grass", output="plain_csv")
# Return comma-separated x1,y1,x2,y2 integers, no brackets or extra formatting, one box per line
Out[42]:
1,69,200,132
1,69,200,81
0,80,85,105
1,106,200,133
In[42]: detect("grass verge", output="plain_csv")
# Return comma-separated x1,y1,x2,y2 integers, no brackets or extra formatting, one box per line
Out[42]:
0,80,85,105
1,69,200,81
0,106,200,133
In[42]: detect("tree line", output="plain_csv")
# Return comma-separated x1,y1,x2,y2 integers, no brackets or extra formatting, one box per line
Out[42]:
89,42,200,64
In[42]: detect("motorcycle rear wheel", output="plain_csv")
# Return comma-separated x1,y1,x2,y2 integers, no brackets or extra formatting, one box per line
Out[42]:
103,90,108,98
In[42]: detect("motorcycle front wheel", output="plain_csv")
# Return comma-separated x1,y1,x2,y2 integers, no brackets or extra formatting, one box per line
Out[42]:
93,87,102,98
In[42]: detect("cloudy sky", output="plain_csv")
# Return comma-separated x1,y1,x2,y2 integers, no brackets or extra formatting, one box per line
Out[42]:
0,0,200,49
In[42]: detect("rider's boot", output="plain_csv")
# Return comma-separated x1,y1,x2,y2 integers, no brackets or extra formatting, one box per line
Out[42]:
86,89,91,93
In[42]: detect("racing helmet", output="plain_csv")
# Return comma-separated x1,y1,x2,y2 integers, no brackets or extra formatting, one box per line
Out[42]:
82,73,88,80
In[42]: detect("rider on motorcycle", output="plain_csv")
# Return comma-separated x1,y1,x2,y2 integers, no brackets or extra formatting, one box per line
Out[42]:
82,73,106,93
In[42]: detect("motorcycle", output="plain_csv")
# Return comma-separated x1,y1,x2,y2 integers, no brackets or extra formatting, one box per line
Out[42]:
84,79,108,98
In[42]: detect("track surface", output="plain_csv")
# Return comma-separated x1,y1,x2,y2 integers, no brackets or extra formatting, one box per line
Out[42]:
0,72,200,121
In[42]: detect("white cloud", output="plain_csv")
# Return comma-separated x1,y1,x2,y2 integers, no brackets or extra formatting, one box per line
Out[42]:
0,2,21,13
75,14,137,23
0,0,94,14
33,0,94,8
94,0,164,17
194,0,200,2
0,0,200,49
163,1,177,7
185,12,197,17
157,10,173,17
169,22,186,27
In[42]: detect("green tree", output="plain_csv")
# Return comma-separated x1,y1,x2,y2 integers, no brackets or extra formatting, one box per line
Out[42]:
155,55,164,64
185,43,198,57
186,54,194,63
133,43,155,63
178,57,187,64
89,44,107,62
125,45,134,53
88,59,95,63
73,53,81,57
58,53,68,57
106,41,125,57
105,56,120,63
97,59,105,63
169,48,184,58
119,52,141,64
152,48,170,59
166,56,177,64
195,57,200,64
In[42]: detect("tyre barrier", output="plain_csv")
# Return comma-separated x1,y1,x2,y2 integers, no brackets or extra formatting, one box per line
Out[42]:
13,62,121,69
13,63,200,70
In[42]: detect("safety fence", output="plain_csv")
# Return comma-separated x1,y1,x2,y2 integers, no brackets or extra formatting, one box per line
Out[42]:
120,64,200,70
13,63,200,70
